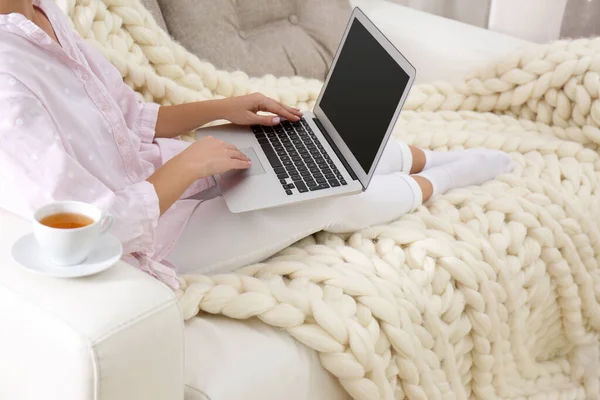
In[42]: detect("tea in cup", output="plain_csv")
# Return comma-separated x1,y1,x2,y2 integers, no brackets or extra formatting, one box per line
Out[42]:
33,201,113,266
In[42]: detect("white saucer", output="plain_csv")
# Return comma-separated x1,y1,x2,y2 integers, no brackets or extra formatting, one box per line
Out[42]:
11,233,123,278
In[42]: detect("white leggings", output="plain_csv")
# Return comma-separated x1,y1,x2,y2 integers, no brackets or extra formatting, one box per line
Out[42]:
167,140,423,275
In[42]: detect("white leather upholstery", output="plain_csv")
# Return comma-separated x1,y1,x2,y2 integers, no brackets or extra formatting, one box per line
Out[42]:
0,209,184,400
0,3,534,400
184,315,349,400
352,0,533,84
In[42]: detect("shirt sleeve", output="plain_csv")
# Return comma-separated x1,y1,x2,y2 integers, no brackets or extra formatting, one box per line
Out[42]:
0,76,161,257
73,34,159,144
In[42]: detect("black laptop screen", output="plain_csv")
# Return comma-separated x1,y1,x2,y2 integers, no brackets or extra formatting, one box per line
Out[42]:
319,19,410,174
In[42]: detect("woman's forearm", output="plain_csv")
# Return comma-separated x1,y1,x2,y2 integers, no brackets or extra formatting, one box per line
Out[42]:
155,100,224,139
146,155,196,215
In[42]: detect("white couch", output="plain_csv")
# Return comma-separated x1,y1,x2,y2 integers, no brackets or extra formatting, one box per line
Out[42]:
0,3,533,399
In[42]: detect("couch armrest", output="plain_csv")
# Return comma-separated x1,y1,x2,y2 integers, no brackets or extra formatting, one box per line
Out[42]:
354,0,535,84
0,209,184,400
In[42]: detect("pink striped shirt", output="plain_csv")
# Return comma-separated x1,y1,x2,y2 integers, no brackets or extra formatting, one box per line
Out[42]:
0,0,214,288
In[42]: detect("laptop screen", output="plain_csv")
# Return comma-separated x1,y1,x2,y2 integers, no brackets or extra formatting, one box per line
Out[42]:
319,19,410,174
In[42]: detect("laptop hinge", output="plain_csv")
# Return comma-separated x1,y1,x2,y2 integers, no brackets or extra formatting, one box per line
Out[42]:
313,118,359,182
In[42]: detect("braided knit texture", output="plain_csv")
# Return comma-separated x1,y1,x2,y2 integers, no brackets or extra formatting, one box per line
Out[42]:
58,0,600,398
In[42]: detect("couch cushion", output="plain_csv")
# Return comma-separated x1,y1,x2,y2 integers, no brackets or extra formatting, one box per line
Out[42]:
139,0,168,32
184,315,349,400
157,0,352,79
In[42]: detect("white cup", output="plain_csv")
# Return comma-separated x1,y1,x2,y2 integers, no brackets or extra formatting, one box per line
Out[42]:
33,201,113,266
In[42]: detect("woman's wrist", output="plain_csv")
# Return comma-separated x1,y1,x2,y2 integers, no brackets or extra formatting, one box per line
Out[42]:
156,99,227,139
175,146,203,181
199,98,228,121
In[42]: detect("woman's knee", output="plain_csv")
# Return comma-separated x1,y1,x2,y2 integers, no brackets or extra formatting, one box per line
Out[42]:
324,174,422,232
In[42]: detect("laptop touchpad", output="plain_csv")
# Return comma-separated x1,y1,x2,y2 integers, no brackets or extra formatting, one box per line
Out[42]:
221,147,265,181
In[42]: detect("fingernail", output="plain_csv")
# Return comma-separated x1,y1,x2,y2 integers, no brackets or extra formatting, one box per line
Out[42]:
248,160,252,165
272,117,280,124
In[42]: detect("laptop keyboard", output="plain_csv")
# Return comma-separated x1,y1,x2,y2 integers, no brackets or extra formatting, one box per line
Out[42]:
251,118,348,195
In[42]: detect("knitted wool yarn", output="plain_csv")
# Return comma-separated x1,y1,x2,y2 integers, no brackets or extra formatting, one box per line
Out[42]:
58,1,600,398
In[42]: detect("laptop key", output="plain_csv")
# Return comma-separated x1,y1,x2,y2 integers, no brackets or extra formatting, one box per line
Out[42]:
283,160,293,166
277,150,287,157
291,174,302,181
330,181,341,187
286,184,295,189
309,167,320,174
277,173,289,180
285,189,293,195
280,179,286,184
251,126,262,133
297,166,308,172
316,178,327,184
274,167,286,175
257,138,269,144
306,181,318,187
295,181,308,192
340,180,347,185
300,170,312,177
263,149,282,168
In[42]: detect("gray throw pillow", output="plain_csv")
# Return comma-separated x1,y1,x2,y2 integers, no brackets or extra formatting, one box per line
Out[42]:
139,0,168,32
157,0,352,79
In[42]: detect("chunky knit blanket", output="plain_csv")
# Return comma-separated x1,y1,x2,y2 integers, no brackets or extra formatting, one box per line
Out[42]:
59,1,600,399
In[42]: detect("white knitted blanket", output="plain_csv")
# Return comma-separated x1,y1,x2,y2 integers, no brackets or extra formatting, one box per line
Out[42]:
59,1,600,398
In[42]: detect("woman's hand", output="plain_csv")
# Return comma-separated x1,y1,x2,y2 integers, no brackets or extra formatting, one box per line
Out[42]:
219,93,303,126
182,136,251,179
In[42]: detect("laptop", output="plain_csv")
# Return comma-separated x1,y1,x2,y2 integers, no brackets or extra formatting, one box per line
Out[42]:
196,7,416,213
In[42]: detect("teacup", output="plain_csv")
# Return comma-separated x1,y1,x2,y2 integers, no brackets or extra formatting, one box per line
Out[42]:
33,201,113,266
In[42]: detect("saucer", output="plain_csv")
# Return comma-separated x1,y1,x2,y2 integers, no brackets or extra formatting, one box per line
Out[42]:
11,233,123,278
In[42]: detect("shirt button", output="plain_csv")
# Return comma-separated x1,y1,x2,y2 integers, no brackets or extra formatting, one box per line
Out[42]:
81,72,89,80
102,104,110,112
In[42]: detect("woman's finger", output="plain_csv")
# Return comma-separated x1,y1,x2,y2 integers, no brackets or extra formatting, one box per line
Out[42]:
227,148,250,162
228,158,252,170
263,99,301,121
220,140,239,151
283,103,303,118
255,114,282,126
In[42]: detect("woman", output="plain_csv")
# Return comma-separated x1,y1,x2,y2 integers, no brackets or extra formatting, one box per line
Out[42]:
0,0,513,288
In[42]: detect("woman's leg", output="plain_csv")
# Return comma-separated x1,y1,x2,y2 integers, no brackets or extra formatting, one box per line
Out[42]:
168,172,423,275
167,140,512,275
168,139,424,275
